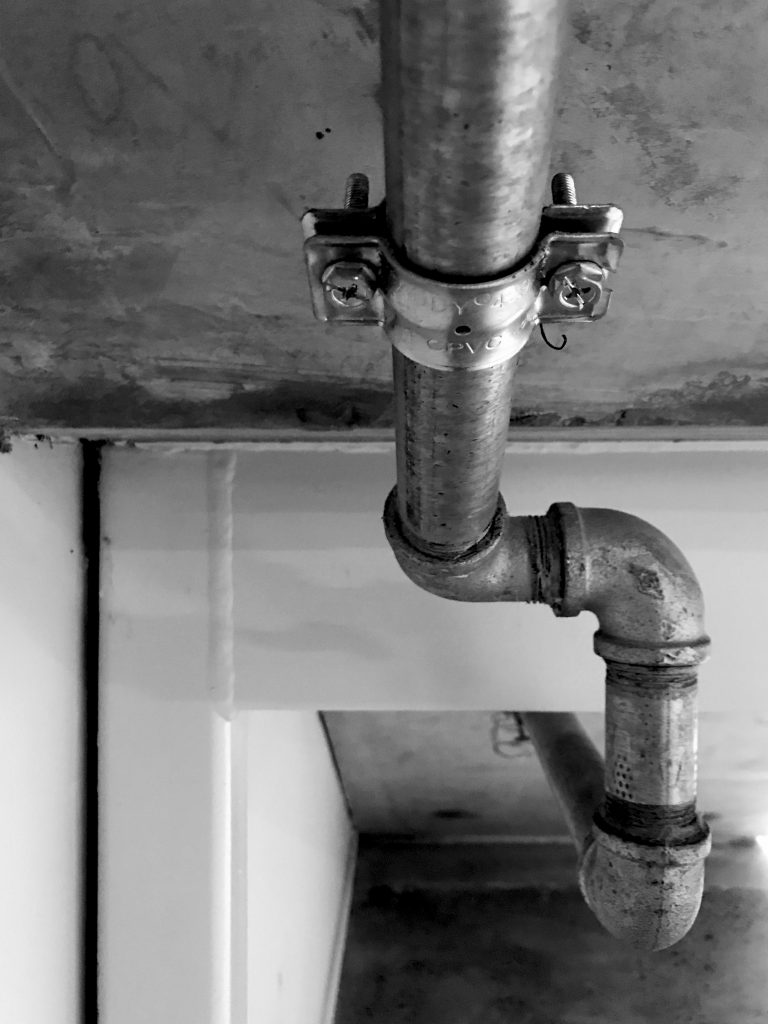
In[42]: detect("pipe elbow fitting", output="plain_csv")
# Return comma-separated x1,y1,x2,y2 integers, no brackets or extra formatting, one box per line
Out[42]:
579,821,711,952
550,504,710,667
382,487,537,602
383,491,712,949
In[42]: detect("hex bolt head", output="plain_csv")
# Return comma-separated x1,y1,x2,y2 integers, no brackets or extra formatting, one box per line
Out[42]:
548,260,606,311
321,260,378,309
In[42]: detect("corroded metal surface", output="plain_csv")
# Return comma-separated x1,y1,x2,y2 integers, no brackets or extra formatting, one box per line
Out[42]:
579,823,711,951
604,664,698,807
384,495,711,947
554,504,711,665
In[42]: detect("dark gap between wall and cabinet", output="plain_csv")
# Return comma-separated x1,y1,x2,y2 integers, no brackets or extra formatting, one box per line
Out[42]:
80,440,105,1024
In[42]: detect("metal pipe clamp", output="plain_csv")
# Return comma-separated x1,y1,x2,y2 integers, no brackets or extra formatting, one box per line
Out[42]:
380,248,541,370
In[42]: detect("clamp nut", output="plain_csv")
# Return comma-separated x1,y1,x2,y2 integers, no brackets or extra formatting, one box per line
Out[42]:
548,260,606,312
321,260,378,309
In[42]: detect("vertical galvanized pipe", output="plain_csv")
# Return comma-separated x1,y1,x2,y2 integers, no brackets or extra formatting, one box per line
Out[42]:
599,663,704,844
381,0,565,555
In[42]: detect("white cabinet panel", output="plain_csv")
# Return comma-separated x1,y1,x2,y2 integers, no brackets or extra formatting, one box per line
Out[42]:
100,450,237,1024
101,451,355,1024
0,440,82,1024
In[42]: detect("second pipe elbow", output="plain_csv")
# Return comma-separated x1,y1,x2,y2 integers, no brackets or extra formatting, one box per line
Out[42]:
384,492,712,949
549,503,710,665
547,503,712,950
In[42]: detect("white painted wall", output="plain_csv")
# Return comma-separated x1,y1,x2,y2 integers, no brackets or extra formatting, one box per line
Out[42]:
101,451,355,1024
246,712,356,1024
104,444,768,712
100,450,239,1024
229,445,768,711
0,439,82,1024
100,441,768,1021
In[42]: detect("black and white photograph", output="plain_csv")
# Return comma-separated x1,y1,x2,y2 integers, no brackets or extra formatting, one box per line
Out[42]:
1,2,766,1022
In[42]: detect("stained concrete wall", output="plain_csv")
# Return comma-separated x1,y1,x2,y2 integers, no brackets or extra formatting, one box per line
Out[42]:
323,711,768,844
0,1,767,433
335,841,768,1024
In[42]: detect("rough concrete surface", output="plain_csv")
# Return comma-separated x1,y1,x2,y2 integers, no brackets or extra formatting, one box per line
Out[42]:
323,712,768,842
334,863,768,1023
1,1,768,432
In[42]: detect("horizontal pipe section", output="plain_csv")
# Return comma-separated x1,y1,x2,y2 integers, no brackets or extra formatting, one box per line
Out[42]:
520,713,604,856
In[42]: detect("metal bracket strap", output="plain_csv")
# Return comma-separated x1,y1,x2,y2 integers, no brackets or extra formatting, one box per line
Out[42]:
301,192,624,370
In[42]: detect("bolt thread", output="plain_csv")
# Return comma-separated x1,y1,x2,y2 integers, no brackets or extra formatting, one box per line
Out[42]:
551,172,577,205
344,172,370,210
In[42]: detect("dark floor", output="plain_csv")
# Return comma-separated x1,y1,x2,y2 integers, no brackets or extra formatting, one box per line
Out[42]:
334,843,768,1024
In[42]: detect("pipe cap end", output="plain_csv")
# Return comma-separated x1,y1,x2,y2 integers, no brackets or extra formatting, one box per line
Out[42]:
579,822,711,951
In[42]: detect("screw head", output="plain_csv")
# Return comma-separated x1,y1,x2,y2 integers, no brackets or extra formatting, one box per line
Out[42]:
321,261,377,309
548,261,606,312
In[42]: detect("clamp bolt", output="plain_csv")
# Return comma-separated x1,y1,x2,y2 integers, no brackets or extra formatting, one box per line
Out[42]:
344,172,370,210
548,260,606,312
551,172,578,205
321,260,378,309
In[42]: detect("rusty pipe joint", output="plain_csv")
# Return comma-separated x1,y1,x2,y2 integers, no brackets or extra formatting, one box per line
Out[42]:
550,503,712,950
551,503,710,665
383,492,711,950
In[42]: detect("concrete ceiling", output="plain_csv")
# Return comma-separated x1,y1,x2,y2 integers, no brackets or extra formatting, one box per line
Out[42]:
1,1,767,435
323,711,768,844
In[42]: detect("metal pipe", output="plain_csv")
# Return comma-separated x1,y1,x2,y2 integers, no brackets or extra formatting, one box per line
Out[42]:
381,0,565,556
383,494,712,950
520,713,605,857
381,0,564,278
392,353,519,555
554,504,712,950
379,0,710,950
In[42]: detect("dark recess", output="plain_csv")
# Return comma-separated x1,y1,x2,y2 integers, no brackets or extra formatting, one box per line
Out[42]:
80,440,105,1023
